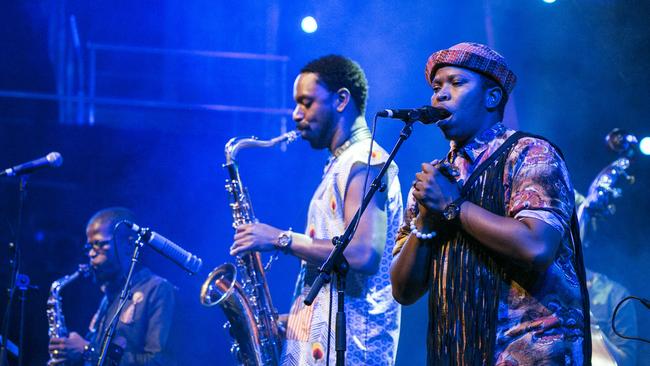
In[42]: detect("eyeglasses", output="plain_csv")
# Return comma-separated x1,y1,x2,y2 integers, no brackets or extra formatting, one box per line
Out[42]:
83,239,112,253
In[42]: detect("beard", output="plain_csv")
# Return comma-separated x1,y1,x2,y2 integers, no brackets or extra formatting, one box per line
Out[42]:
91,261,121,285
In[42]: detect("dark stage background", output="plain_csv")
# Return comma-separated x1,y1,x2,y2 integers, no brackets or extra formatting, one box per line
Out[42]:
1,0,649,365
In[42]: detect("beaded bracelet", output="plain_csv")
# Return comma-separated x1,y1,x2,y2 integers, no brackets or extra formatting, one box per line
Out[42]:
410,218,437,240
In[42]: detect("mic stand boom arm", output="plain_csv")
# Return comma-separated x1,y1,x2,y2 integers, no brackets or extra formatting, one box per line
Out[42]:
304,118,417,366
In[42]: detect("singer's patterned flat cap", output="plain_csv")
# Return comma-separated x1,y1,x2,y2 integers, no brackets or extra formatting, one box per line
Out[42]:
425,42,517,95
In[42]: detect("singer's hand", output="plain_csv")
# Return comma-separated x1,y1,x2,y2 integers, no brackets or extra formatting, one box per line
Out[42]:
230,223,282,256
412,161,461,215
49,331,88,361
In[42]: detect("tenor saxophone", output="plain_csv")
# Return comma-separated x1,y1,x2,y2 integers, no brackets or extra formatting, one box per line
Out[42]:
47,264,90,365
200,130,300,366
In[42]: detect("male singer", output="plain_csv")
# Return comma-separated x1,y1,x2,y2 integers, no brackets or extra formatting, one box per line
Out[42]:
391,43,591,365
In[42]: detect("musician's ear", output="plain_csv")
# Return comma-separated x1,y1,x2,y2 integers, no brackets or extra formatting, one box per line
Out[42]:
485,86,503,110
334,88,351,112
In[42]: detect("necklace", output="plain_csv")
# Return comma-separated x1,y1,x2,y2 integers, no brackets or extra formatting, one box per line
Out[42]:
323,127,372,176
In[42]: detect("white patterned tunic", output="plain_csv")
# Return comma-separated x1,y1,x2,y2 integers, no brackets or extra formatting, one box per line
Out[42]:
281,130,403,366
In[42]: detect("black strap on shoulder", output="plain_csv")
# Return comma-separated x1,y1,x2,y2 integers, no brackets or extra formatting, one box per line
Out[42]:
458,129,592,364
460,131,527,196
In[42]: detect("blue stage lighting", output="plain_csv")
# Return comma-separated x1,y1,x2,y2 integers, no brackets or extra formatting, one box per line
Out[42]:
543,0,556,3
34,230,45,242
640,137,650,156
301,16,318,33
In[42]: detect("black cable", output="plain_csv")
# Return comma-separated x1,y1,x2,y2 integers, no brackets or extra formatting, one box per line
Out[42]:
612,296,650,344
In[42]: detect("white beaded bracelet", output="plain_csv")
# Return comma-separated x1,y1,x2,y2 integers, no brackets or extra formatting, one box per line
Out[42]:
410,218,437,240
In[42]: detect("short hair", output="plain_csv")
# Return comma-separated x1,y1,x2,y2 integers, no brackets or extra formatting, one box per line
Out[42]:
87,207,136,234
480,74,507,117
301,55,368,114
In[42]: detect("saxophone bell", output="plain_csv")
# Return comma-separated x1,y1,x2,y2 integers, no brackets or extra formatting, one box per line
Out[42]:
200,263,236,307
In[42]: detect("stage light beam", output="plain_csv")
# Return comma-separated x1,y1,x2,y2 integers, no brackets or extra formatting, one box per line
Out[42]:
543,0,557,3
640,137,650,156
301,16,318,33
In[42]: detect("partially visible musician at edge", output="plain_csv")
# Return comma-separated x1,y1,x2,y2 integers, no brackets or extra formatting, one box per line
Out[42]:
575,190,638,366
230,55,403,365
49,207,177,365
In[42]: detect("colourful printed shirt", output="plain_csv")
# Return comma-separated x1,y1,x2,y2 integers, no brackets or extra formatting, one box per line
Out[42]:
394,123,587,365
282,128,403,366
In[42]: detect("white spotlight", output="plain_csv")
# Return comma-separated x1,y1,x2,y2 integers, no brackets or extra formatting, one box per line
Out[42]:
301,16,318,34
640,137,650,156
543,0,557,3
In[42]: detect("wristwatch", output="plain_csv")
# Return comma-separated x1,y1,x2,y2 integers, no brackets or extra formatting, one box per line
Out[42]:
442,197,466,224
276,229,293,253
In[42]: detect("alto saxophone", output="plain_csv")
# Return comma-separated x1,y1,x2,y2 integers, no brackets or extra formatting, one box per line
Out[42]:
200,130,300,366
47,264,90,365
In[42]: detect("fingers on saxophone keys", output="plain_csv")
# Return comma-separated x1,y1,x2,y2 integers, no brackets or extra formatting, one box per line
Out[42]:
231,242,239,254
235,223,250,233
231,239,252,256
233,229,247,241
230,243,241,256
50,347,66,358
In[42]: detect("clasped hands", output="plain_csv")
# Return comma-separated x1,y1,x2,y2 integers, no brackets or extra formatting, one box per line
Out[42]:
412,160,462,221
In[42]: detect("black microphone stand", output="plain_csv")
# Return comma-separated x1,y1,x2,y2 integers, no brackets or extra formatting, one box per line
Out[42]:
96,226,146,366
304,117,418,366
0,176,29,366
15,274,35,366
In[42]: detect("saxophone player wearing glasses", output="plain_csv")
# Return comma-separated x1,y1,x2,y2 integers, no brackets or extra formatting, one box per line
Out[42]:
48,207,176,365
229,55,403,365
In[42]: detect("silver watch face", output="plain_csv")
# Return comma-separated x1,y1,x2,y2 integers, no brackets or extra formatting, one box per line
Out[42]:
277,232,291,247
443,204,459,221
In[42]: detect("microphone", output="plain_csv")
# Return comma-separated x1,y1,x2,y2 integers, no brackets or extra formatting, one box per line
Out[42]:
1,152,63,177
124,221,203,275
377,106,450,124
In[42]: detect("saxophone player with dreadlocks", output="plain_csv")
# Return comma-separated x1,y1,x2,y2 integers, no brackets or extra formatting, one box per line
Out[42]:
48,207,176,365
229,55,403,365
